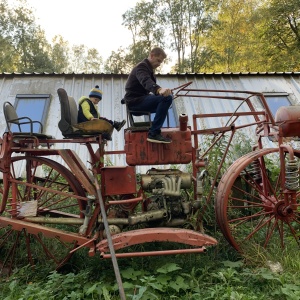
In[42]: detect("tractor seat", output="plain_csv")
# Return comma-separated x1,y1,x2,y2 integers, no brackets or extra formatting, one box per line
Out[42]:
3,101,53,139
121,99,151,129
57,88,113,139
121,99,170,130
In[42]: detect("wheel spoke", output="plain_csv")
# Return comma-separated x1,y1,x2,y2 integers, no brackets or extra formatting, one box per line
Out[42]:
262,216,277,248
241,171,279,205
228,209,272,225
286,218,300,246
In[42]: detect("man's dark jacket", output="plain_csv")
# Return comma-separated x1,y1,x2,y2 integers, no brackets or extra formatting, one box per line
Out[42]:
123,58,161,106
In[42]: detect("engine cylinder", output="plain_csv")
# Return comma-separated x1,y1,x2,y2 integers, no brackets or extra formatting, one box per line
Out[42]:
141,172,192,191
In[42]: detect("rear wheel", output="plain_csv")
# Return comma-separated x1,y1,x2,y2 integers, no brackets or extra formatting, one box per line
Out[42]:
0,156,88,276
216,148,300,252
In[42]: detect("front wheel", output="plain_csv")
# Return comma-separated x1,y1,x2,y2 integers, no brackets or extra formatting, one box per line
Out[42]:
216,148,300,252
0,156,88,276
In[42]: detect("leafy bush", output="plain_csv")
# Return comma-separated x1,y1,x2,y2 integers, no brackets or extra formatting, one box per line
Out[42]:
1,243,300,300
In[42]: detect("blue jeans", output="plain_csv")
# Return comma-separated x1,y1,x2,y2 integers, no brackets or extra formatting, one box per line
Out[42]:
129,94,173,136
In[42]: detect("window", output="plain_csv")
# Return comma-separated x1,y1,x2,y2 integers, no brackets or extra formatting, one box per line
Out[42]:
263,93,291,116
13,94,51,132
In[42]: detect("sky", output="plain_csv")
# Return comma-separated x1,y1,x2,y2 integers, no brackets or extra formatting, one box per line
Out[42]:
9,0,140,61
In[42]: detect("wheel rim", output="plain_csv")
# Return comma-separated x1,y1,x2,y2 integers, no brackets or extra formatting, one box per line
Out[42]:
216,148,300,251
0,156,87,275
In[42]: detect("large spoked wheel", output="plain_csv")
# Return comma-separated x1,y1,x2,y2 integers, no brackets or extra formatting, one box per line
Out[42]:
216,148,300,252
0,156,87,276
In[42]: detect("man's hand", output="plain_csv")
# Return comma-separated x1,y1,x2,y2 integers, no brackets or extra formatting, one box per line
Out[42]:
157,88,172,97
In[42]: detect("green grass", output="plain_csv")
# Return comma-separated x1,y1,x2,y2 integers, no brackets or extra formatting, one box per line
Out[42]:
1,238,299,300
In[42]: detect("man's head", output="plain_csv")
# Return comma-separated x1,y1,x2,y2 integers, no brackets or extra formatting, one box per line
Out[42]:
148,47,167,69
89,85,102,103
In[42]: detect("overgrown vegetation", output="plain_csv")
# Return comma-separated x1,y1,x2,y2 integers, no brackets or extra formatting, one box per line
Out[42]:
1,240,300,299
1,123,298,299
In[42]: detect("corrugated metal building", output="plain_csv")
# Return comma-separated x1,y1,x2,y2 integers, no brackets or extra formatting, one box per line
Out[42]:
1,72,300,170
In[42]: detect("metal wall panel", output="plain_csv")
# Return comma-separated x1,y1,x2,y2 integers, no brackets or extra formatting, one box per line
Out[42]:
1,72,300,177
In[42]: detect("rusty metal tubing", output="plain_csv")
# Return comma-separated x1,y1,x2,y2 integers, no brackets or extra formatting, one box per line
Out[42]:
94,179,126,300
100,247,207,259
107,196,143,206
280,144,295,161
175,86,274,127
23,217,85,224
171,81,193,99
98,218,129,225
24,212,168,226
69,237,97,254
128,209,167,225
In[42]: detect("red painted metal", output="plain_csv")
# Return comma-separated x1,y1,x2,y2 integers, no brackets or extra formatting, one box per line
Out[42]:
100,248,207,258
1,82,300,275
96,228,217,253
125,127,192,165
101,166,137,196
275,105,300,137
0,216,93,246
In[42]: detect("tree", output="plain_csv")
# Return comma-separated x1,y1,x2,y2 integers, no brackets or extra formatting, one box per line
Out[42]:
50,35,70,73
259,0,300,71
104,49,125,73
84,48,103,73
0,0,56,72
67,45,103,73
8,1,55,72
122,0,217,73
104,41,167,74
0,0,105,73
0,1,18,72
122,0,165,65
104,47,132,73
201,0,264,72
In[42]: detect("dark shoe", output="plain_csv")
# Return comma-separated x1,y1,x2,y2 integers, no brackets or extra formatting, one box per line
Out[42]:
113,120,126,131
147,133,172,144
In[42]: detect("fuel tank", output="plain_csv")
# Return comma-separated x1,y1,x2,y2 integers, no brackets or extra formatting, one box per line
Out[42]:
275,106,300,137
125,127,192,165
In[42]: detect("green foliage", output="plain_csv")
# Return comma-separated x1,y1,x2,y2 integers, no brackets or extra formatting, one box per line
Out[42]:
0,0,104,73
121,0,300,73
2,0,300,73
1,247,300,300
259,0,300,71
0,0,54,72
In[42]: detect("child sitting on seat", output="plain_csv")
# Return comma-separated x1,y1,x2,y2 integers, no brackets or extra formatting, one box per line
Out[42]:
77,85,126,131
